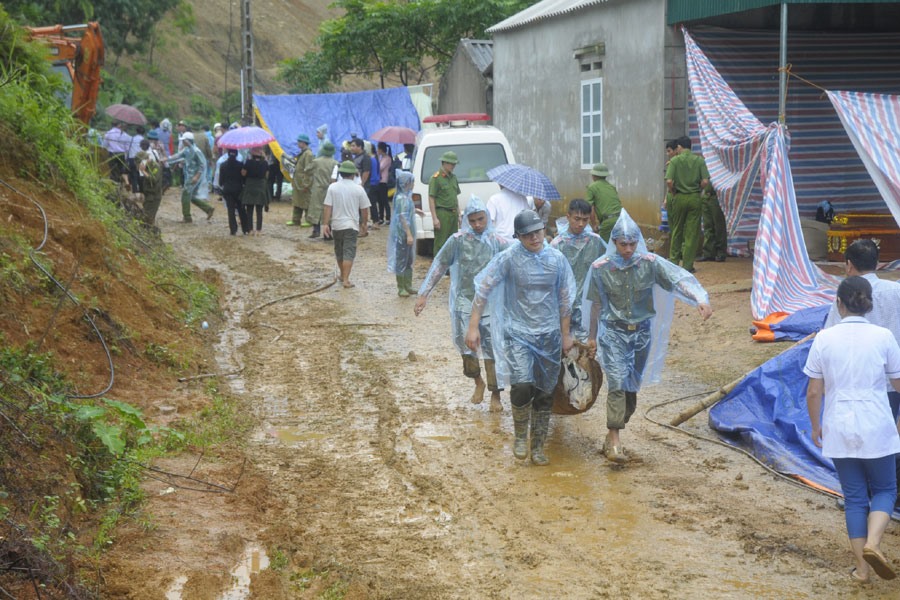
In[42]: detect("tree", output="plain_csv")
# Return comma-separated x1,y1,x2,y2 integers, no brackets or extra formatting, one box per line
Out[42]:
279,0,533,93
4,0,184,67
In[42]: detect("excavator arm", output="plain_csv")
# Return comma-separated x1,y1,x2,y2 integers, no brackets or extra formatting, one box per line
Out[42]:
27,23,105,125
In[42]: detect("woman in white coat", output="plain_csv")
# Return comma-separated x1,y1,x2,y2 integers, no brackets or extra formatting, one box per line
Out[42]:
805,275,900,583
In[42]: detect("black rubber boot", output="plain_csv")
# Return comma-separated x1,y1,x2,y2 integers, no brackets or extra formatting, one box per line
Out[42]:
530,408,551,466
511,402,531,459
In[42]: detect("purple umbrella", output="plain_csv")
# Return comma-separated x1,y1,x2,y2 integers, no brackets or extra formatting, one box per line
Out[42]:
217,125,275,149
106,103,146,125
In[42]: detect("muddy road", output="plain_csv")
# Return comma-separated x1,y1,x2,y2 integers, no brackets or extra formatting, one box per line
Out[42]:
125,192,900,598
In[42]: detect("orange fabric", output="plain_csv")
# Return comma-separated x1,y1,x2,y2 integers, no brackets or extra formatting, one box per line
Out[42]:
793,475,841,497
750,311,790,343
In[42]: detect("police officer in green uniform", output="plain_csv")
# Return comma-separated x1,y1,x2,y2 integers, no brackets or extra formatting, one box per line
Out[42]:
585,162,622,243
665,135,709,273
428,151,461,254
697,182,727,262
288,133,314,226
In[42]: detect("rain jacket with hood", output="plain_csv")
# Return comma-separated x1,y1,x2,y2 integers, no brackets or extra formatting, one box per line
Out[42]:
473,229,577,393
418,196,510,357
583,209,709,392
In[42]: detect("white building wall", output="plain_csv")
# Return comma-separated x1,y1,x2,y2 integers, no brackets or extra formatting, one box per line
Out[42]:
493,0,667,225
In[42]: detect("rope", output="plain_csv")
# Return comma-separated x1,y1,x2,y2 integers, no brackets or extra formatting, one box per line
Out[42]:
643,391,844,501
777,63,829,95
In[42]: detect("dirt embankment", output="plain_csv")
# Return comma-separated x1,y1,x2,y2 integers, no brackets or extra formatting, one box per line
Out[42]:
92,190,900,598
121,0,385,116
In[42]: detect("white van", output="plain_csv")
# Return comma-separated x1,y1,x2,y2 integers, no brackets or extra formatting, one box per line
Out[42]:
411,114,515,255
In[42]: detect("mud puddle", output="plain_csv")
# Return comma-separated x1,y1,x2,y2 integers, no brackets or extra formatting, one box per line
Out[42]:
139,199,900,598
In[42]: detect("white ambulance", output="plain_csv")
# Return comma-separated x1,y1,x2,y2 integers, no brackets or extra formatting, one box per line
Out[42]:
411,113,515,255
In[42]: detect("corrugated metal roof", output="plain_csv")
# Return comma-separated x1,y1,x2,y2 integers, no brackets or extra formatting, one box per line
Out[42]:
460,39,494,75
487,0,609,33
668,0,900,25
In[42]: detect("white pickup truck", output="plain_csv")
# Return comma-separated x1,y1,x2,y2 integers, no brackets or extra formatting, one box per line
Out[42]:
410,113,515,255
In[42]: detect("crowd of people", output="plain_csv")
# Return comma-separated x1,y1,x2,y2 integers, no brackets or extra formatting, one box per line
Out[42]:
405,141,715,468
101,119,900,580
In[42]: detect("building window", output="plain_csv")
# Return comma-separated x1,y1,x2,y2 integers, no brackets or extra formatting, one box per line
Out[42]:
581,78,602,168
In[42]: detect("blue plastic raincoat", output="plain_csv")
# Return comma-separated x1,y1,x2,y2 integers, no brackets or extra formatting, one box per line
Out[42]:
418,196,510,357
551,227,607,342
167,144,209,200
387,170,416,274
583,209,709,391
474,237,577,393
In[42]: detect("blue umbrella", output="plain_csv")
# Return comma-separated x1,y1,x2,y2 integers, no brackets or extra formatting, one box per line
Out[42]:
487,163,561,201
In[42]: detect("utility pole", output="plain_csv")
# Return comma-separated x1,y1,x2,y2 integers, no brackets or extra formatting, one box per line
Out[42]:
240,0,254,124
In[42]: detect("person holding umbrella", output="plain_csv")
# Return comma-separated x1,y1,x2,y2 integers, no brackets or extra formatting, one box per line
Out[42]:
103,120,132,186
241,147,270,236
485,163,563,240
164,131,214,223
486,185,528,240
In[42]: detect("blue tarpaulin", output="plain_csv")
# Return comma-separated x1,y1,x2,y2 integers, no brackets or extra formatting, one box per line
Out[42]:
766,305,830,342
709,340,842,494
254,87,421,161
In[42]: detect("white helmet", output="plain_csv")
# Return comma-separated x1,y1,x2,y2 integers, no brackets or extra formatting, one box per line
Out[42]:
180,131,194,142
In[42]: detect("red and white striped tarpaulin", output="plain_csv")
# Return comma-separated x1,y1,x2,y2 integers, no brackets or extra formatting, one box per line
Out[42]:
827,90,900,229
683,27,838,319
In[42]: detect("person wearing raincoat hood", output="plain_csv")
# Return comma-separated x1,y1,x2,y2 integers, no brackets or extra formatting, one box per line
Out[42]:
551,198,607,342
164,131,214,223
316,124,332,157
387,170,421,296
466,210,577,465
415,196,511,411
585,209,712,464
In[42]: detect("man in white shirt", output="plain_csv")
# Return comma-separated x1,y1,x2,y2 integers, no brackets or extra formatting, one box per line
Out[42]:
825,239,900,416
824,239,900,506
486,186,529,240
323,161,371,289
127,126,145,194
103,121,132,186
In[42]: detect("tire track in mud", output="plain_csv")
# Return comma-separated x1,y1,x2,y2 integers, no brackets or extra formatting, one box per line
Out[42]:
193,228,524,597
159,203,900,599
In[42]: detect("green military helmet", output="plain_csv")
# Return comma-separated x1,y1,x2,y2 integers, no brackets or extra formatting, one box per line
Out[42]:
320,141,336,156
591,163,610,177
440,151,459,164
338,160,357,175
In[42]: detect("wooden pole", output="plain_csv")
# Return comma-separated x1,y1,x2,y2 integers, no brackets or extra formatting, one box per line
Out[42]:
669,331,816,427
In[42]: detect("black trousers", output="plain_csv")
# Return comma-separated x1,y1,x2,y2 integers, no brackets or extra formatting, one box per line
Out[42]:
224,191,249,234
268,163,283,199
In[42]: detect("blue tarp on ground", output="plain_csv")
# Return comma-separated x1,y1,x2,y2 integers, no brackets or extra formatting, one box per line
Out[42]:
768,304,831,342
254,87,421,159
709,339,842,494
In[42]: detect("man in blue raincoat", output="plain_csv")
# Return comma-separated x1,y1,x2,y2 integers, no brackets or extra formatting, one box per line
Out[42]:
585,209,712,464
551,198,607,342
466,210,577,465
164,131,213,223
415,196,510,411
